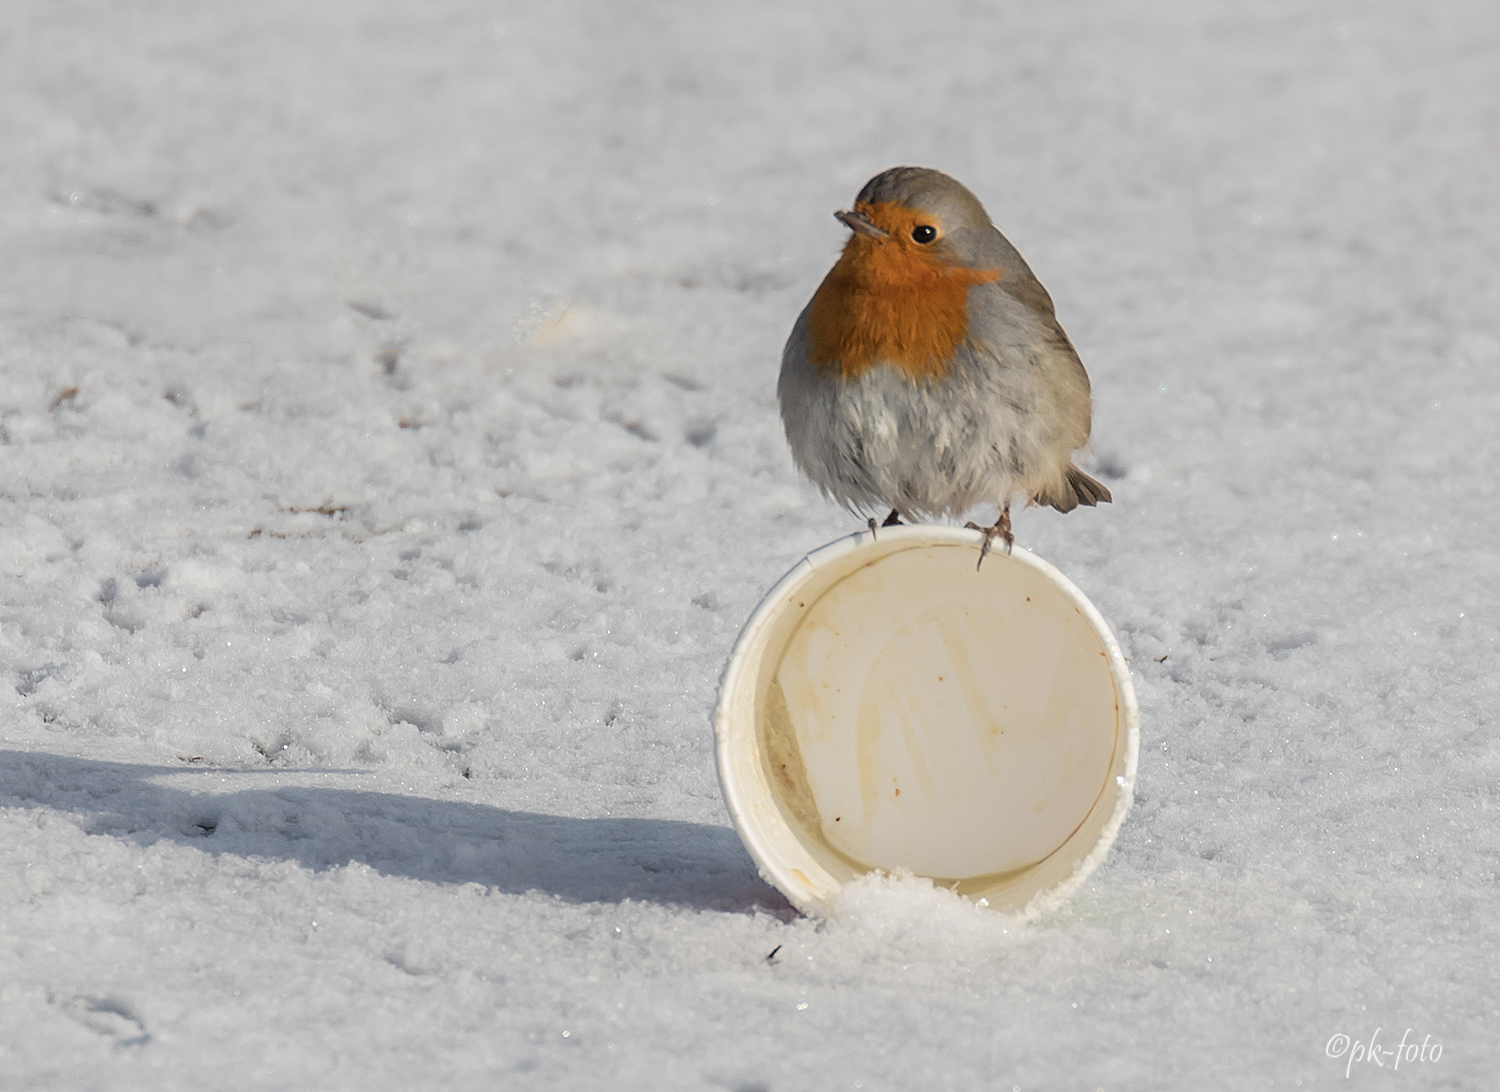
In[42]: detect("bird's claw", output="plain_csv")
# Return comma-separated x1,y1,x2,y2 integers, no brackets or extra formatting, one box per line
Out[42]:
868,509,903,540
965,508,1013,570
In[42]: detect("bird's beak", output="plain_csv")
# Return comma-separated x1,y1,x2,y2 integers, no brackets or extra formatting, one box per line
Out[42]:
834,208,889,240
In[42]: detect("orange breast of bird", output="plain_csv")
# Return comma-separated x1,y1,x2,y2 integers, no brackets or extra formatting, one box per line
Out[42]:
805,201,1003,381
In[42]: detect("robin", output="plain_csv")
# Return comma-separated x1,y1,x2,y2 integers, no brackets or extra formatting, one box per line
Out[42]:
778,166,1110,564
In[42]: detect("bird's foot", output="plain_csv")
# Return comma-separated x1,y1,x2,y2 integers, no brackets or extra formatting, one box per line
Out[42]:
867,509,903,540
965,507,1013,570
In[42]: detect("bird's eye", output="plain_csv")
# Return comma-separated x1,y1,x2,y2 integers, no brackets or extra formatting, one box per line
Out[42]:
911,225,937,244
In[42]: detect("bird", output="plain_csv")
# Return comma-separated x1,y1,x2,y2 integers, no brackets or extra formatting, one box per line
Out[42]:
777,166,1110,565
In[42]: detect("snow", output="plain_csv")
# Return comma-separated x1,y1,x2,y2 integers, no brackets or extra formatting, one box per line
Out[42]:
2,0,1497,1087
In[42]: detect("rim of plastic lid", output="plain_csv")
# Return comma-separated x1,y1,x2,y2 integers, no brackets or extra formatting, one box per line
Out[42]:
713,523,1139,919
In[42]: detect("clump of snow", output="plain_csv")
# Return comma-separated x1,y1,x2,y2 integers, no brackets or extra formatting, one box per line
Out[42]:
824,870,1018,963
2,0,1498,1088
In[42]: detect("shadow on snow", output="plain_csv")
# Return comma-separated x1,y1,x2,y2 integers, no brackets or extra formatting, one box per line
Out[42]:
0,750,794,918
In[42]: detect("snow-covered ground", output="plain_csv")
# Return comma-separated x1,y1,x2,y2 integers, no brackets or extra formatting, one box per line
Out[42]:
3,0,1498,1087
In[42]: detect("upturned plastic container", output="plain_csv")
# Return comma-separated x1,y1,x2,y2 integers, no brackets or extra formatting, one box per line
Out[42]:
714,524,1138,917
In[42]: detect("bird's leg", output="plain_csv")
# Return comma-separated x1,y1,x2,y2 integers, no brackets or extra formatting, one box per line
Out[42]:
868,508,903,540
965,504,1013,570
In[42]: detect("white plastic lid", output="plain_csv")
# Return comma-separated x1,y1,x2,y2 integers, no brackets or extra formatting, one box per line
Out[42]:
714,524,1139,917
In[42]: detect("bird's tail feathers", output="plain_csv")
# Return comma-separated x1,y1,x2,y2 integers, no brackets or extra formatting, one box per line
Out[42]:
1034,464,1112,513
